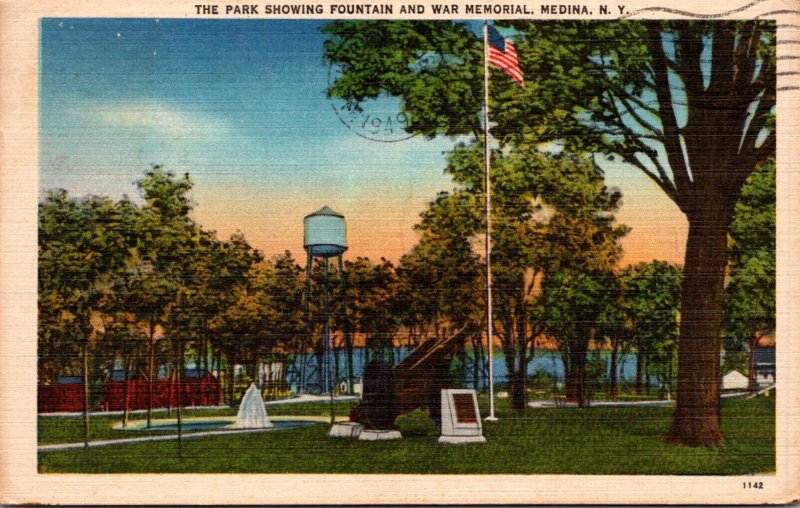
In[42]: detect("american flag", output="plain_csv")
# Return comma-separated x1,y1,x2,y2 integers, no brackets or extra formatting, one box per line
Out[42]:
487,25,524,87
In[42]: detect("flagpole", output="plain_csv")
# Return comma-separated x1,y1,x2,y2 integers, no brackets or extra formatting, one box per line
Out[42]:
483,22,497,422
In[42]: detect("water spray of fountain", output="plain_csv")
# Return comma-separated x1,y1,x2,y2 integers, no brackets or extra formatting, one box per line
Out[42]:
237,383,272,429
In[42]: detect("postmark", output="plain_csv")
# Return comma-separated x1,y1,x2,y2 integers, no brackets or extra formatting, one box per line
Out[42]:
327,62,416,143
327,44,443,142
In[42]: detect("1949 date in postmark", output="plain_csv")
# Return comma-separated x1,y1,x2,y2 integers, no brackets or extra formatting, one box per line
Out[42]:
327,48,445,142
327,62,415,142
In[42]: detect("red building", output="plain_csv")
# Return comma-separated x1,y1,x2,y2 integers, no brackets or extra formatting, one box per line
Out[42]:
38,371,221,413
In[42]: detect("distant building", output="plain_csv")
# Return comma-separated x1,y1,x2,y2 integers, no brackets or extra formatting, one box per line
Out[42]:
753,342,775,387
722,370,749,390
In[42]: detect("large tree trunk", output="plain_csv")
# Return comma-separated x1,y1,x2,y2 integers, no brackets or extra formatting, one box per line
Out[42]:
501,326,526,412
216,348,223,405
564,361,579,403
471,335,480,389
608,340,618,396
564,333,589,406
748,333,759,394
575,338,588,407
635,344,646,395
510,287,528,411
563,348,578,404
509,359,526,411
667,212,730,446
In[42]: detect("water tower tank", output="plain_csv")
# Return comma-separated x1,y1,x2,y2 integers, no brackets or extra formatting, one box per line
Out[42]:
304,205,348,257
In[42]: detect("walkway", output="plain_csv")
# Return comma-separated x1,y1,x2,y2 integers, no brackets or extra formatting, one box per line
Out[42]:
40,394,359,418
39,426,279,452
38,415,347,453
528,398,673,409
264,394,359,405
527,384,775,409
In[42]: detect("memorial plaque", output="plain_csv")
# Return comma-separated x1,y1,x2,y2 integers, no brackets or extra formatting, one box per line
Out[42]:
453,393,478,423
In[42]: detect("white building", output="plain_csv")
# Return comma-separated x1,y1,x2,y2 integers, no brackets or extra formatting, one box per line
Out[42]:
722,370,749,390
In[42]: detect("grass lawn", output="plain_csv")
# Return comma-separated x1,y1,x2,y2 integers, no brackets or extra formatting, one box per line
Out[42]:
38,394,774,474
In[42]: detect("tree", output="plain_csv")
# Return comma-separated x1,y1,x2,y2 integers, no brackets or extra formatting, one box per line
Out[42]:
620,261,682,395
724,159,775,391
398,191,484,337
398,144,626,409
262,252,305,395
542,268,615,406
208,237,266,403
38,169,265,422
536,155,626,406
39,190,130,443
323,20,775,445
397,191,484,392
450,146,546,410
130,167,199,427
338,257,403,367
597,274,629,397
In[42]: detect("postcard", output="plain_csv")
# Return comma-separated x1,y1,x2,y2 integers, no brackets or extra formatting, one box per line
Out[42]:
0,0,798,504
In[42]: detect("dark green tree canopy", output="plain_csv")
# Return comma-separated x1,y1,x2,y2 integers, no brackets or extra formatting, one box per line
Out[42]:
724,158,776,347
325,20,775,214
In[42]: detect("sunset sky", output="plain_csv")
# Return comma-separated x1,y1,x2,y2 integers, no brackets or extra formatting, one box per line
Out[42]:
39,18,687,266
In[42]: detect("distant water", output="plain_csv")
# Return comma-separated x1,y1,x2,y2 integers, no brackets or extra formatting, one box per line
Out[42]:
289,348,650,392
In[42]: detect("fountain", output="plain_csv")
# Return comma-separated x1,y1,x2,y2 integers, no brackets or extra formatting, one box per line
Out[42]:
236,383,272,429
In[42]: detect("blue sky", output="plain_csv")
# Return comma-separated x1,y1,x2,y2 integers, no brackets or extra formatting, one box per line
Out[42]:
39,18,686,264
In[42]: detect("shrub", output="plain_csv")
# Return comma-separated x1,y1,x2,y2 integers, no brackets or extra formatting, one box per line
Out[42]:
395,409,438,437
528,370,557,389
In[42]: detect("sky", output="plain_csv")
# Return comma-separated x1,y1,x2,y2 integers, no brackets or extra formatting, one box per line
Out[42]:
39,18,687,266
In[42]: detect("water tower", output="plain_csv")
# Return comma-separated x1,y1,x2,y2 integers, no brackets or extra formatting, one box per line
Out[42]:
303,206,347,416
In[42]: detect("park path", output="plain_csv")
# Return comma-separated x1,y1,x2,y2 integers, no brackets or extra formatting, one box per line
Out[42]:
38,426,280,452
527,384,774,409
39,394,360,418
38,394,359,452
37,416,352,453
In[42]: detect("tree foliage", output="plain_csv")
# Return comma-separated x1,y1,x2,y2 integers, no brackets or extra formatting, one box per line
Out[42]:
725,159,776,344
723,159,775,383
620,261,682,394
323,19,775,446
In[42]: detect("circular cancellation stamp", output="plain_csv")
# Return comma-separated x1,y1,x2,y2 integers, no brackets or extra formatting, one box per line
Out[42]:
327,47,444,143
327,62,416,143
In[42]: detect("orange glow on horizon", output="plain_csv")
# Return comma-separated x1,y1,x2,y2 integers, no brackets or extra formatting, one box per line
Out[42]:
192,160,690,268
194,201,688,268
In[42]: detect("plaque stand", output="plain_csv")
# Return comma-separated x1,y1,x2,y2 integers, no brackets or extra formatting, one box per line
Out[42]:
438,389,486,444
